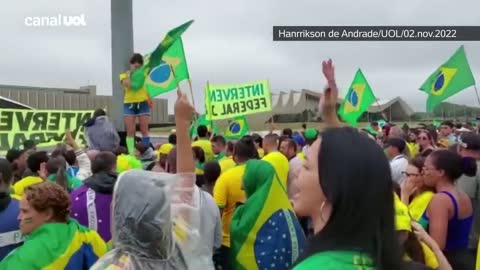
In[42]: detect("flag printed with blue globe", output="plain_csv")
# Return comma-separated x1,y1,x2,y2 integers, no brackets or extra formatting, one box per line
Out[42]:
338,69,376,126
225,116,249,139
419,45,476,112
129,20,193,96
145,38,190,98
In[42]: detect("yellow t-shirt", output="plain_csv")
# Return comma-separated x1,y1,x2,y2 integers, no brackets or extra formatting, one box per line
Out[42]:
192,139,215,162
119,73,149,104
13,176,43,198
213,164,246,247
406,142,419,158
218,156,236,174
297,152,306,161
257,148,265,158
262,151,289,190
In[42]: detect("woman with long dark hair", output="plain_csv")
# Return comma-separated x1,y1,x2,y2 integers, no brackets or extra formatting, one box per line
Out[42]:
423,149,476,269
290,59,403,269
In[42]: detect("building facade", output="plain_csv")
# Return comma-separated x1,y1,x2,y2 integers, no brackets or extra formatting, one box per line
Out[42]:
0,84,169,124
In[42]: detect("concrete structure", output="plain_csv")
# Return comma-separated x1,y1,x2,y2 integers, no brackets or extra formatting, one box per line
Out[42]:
244,90,415,127
111,0,134,131
0,84,169,123
366,97,415,121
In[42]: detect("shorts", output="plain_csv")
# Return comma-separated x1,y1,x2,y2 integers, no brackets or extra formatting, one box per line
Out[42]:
123,101,150,116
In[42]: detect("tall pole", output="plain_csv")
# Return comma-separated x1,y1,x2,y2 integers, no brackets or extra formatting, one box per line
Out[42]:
111,0,133,131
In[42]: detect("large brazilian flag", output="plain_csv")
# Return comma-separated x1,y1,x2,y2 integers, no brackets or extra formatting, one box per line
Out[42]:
230,160,305,270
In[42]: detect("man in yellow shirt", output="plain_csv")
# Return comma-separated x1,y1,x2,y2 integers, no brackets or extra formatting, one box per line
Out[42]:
119,53,152,156
213,137,257,269
262,134,289,190
212,137,236,174
192,125,215,162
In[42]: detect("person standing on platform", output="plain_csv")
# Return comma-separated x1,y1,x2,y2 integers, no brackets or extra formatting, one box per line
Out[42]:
119,53,152,156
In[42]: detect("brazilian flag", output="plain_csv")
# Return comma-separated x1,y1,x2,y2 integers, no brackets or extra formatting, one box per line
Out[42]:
224,116,249,139
145,38,190,98
189,114,219,138
420,46,476,112
230,160,305,270
338,69,376,126
130,20,193,92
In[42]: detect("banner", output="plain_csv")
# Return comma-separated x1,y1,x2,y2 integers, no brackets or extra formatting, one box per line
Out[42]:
205,80,272,120
0,109,93,153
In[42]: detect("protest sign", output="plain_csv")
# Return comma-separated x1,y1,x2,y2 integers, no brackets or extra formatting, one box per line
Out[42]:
205,80,272,120
0,109,93,153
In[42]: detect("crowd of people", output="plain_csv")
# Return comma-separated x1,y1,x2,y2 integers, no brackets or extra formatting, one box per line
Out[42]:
1,59,480,269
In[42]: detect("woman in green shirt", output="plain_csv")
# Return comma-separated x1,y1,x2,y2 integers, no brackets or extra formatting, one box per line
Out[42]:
290,59,403,270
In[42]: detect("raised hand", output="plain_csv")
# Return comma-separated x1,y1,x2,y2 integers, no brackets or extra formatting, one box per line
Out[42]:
175,89,195,123
319,59,342,127
322,59,335,83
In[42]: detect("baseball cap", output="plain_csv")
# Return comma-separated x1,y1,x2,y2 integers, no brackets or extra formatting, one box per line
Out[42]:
304,128,319,140
159,143,174,155
292,135,306,147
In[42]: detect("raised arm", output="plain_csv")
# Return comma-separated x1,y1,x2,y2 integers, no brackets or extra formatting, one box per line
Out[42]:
319,59,344,128
175,89,196,173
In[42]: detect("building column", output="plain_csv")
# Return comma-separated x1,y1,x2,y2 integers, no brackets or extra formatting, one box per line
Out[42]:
110,0,133,131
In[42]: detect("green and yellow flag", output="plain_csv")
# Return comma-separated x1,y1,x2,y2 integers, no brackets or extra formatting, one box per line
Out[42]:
230,160,305,270
224,116,249,139
338,69,376,126
420,46,476,112
130,20,193,92
145,38,190,97
189,114,219,138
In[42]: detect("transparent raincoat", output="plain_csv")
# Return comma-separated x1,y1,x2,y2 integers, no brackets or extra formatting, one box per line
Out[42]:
90,170,206,270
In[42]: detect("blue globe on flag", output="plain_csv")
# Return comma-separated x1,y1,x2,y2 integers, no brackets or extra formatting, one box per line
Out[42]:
433,71,445,92
229,122,241,134
348,89,358,106
149,61,171,84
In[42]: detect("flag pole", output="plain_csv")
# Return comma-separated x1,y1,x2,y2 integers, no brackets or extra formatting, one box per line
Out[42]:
474,85,480,107
206,81,215,137
187,79,198,122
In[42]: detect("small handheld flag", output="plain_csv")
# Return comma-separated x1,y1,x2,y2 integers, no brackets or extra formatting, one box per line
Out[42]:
338,69,376,126
224,116,249,139
420,46,476,112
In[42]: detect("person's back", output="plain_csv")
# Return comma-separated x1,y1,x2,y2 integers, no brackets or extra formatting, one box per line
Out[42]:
213,164,246,248
262,151,289,190
84,114,120,152
192,125,215,162
198,190,222,267
0,198,23,260
70,152,117,242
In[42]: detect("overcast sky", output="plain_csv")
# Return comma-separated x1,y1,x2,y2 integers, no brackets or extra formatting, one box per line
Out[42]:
0,0,479,113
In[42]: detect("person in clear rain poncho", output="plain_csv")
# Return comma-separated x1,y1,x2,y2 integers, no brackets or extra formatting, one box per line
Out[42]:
90,169,202,270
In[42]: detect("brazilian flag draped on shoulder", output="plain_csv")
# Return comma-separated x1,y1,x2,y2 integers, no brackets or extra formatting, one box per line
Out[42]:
338,69,376,126
420,46,475,112
130,20,193,96
0,218,108,270
224,115,249,139
230,160,305,270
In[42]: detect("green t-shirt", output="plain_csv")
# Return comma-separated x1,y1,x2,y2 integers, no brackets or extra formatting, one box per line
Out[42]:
294,251,375,270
